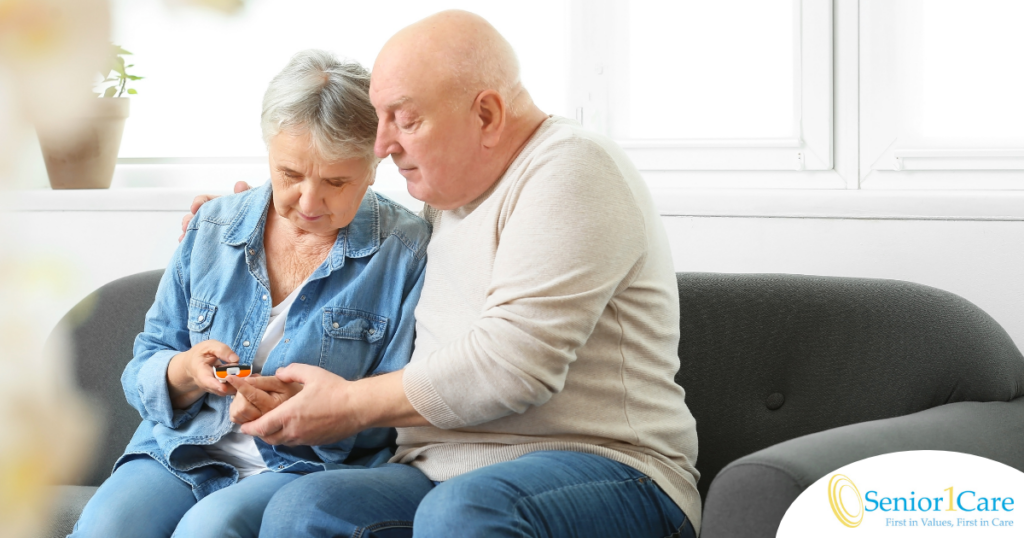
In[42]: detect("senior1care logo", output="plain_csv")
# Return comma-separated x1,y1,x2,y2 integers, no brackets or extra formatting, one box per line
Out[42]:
778,451,1024,537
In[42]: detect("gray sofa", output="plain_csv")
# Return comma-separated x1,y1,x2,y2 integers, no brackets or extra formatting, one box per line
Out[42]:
43,270,1024,537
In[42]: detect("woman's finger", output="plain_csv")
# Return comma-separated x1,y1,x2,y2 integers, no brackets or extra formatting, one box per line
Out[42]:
244,375,289,393
202,374,236,396
228,377,278,413
229,391,262,423
194,362,235,396
245,376,303,400
197,340,239,365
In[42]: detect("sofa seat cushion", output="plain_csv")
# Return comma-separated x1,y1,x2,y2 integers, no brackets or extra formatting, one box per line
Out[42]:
43,485,96,538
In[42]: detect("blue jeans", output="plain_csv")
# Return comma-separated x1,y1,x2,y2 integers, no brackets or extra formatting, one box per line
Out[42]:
70,456,300,538
260,451,696,538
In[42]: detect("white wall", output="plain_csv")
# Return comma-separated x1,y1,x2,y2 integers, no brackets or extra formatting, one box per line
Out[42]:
9,189,1024,354
665,215,1024,349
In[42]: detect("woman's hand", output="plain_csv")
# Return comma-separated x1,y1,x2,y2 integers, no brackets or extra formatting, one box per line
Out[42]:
226,375,303,424
166,340,240,409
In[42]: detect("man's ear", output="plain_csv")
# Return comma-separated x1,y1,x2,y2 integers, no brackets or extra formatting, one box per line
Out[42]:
475,89,507,148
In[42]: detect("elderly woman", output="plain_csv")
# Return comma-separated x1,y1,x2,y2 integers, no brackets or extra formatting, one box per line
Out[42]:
70,50,430,538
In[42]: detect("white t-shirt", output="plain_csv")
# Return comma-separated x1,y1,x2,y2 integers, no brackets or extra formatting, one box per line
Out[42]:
203,282,304,479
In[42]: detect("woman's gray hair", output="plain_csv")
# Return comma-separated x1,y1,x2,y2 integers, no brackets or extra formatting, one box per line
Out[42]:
261,50,378,163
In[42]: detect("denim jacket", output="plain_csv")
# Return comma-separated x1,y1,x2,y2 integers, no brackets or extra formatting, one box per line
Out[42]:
118,181,430,500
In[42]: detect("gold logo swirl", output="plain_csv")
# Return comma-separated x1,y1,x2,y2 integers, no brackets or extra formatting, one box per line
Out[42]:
828,474,864,528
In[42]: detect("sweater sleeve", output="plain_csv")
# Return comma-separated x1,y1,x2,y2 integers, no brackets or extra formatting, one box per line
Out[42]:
403,138,648,428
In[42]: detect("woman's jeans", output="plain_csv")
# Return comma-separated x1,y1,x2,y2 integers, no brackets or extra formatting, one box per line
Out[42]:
260,450,697,538
69,456,301,538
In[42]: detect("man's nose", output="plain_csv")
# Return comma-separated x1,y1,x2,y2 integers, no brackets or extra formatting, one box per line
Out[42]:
374,120,399,158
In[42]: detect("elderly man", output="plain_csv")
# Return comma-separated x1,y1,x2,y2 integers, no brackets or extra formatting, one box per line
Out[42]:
189,10,700,538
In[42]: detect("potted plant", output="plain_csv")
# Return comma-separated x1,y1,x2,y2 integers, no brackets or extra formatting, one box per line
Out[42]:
36,44,142,189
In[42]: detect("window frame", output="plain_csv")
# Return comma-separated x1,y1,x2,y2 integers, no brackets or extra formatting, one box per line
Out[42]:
858,0,1024,189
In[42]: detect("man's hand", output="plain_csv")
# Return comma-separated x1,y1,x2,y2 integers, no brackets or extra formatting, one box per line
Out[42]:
166,340,240,409
226,375,303,424
239,365,430,447
179,181,252,242
238,364,360,446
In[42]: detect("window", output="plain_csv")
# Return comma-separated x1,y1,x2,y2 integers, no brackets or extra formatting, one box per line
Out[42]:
570,0,833,172
860,0,1024,189
107,0,1024,193
109,0,569,192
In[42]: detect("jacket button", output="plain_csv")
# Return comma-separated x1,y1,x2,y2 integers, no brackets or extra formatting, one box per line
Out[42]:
300,295,306,301
197,315,204,322
367,328,376,335
243,341,251,347
262,294,267,301
248,248,255,255
766,392,785,411
333,322,340,328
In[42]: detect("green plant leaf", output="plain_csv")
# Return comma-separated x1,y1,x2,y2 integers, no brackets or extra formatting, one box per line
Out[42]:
113,56,126,76
127,88,137,95
112,45,133,56
103,86,117,98
126,75,143,80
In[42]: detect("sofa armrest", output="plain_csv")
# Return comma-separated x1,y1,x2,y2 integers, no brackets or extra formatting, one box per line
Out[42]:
699,398,1024,538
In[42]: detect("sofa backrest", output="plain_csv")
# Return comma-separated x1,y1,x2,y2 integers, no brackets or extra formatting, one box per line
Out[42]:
47,270,163,487
675,273,1024,501
52,270,1024,496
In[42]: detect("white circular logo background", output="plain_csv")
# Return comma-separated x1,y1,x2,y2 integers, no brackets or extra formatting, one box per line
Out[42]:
778,451,1024,537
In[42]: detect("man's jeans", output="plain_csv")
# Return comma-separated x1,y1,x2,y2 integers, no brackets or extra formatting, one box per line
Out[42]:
260,450,697,538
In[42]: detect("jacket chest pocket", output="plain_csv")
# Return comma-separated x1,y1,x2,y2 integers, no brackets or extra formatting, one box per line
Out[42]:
187,299,217,345
320,307,388,379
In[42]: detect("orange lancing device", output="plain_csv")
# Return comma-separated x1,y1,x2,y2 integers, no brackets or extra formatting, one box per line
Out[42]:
213,363,252,383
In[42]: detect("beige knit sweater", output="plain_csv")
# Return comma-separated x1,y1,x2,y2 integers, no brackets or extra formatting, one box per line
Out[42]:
395,116,701,531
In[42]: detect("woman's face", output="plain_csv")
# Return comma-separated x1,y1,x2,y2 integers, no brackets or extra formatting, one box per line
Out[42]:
268,131,375,235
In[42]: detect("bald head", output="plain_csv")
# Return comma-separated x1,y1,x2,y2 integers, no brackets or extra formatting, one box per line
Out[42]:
376,10,528,116
370,10,548,210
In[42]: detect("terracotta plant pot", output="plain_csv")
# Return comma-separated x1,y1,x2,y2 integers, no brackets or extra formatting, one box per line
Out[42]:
37,98,130,189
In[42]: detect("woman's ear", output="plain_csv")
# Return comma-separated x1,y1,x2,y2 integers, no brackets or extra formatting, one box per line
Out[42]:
368,162,378,186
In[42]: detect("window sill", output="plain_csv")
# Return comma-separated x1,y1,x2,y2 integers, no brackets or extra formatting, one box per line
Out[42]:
6,186,1023,222
654,189,1024,221
3,187,425,214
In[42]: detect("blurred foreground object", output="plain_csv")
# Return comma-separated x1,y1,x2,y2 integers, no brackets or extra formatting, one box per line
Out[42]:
37,44,141,189
167,0,246,14
0,0,108,535
0,250,100,538
0,0,111,180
